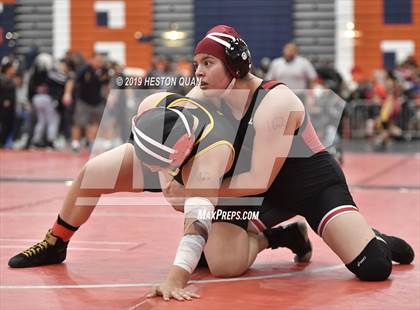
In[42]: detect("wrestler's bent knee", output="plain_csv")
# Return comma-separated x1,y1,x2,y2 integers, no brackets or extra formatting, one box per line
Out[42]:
346,238,392,281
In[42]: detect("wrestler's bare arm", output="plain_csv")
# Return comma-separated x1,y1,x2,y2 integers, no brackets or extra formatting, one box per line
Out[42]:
148,143,234,300
219,85,304,196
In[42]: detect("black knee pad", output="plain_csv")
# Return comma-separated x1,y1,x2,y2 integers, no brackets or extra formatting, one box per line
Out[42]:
345,238,392,281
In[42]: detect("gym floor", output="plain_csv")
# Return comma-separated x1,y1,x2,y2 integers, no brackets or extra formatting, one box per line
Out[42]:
1,147,419,309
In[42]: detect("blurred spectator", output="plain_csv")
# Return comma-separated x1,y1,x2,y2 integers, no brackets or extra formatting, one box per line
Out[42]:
316,61,344,96
147,56,170,81
146,56,187,94
31,53,60,148
0,62,17,147
40,59,74,148
175,57,193,77
347,66,372,100
306,73,345,164
23,53,54,149
265,42,317,94
175,56,195,94
395,56,420,138
63,50,86,74
373,70,403,150
366,70,389,138
12,71,28,143
100,61,130,149
253,57,271,79
58,60,76,145
347,66,377,138
71,52,109,153
24,45,39,71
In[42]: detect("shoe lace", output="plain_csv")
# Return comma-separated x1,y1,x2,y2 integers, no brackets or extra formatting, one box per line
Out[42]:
22,240,50,257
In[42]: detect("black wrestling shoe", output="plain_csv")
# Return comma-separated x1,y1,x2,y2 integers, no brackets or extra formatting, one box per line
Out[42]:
8,230,69,268
373,229,414,264
263,222,312,263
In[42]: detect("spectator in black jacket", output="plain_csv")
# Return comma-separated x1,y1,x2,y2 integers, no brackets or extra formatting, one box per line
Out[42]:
71,53,109,152
0,62,17,147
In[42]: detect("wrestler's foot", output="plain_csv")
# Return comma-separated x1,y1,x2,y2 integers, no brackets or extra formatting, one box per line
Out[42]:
373,229,414,264
264,222,312,263
8,229,68,268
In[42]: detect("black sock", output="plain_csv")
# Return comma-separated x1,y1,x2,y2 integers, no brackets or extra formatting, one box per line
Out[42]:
263,226,287,249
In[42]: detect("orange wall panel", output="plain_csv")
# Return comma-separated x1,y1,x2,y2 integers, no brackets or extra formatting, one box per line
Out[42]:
354,0,420,77
70,0,152,69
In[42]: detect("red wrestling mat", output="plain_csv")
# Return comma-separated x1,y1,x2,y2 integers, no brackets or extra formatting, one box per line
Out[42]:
1,149,419,309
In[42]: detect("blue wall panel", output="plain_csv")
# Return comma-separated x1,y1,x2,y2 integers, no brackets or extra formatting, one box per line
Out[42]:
96,12,109,27
0,4,16,59
383,52,396,70
195,0,293,67
384,0,412,24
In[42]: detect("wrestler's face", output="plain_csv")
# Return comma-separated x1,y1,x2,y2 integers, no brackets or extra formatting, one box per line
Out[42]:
194,54,232,98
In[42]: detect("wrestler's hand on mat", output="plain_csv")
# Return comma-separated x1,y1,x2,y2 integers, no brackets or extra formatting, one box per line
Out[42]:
146,281,200,301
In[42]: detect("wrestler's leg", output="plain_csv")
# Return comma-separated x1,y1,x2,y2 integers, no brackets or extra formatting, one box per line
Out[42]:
8,143,147,268
204,222,256,277
203,211,305,278
60,143,143,226
310,183,414,281
321,211,392,281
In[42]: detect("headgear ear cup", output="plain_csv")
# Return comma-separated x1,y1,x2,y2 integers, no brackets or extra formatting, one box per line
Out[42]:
224,38,251,78
169,134,195,167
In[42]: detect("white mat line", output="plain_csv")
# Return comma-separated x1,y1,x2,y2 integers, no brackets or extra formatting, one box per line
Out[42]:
0,264,344,289
0,212,180,218
0,245,122,252
127,299,149,310
0,239,139,246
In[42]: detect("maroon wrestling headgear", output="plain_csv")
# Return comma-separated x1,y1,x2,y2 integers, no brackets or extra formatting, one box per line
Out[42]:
195,25,251,79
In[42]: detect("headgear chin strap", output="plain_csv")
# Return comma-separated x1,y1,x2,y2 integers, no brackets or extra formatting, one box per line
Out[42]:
220,77,236,98
131,107,195,168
